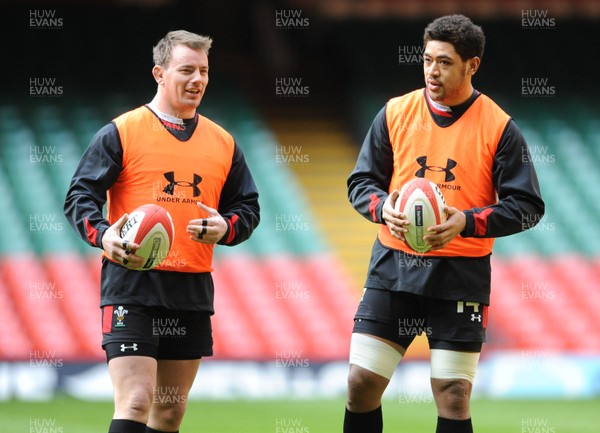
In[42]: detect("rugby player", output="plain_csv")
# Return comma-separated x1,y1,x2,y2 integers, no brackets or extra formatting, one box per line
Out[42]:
64,30,260,433
344,15,544,433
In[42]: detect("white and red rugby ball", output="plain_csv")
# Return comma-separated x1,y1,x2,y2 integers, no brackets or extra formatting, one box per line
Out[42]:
119,204,175,270
395,178,447,253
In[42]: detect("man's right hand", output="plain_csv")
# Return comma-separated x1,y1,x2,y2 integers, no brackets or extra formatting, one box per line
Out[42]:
101,214,145,270
382,190,410,240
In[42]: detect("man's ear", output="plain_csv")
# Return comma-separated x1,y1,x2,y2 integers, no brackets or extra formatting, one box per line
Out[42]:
468,57,481,76
152,65,164,84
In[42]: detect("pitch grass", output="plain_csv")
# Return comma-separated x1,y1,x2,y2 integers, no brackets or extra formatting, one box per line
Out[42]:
4,396,599,432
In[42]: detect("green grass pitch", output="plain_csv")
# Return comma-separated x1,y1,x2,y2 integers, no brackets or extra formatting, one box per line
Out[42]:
4,396,599,432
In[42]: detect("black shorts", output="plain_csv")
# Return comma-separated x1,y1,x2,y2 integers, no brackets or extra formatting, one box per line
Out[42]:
101,304,213,361
353,289,487,352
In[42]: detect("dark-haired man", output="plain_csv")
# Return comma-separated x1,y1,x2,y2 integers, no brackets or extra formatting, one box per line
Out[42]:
343,15,544,433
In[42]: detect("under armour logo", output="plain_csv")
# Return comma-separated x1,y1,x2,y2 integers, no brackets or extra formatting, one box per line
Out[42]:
415,156,457,182
120,343,138,352
471,314,481,322
163,172,202,197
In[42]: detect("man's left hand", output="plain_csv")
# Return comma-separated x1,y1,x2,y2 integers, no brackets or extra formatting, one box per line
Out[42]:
187,202,228,244
422,206,466,251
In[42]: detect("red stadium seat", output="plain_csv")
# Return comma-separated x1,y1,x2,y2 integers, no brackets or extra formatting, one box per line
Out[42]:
0,275,31,359
3,252,598,362
0,254,78,360
490,255,600,353
42,254,103,360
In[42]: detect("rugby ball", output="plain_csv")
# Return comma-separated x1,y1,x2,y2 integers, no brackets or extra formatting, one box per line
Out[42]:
395,178,447,253
119,204,175,270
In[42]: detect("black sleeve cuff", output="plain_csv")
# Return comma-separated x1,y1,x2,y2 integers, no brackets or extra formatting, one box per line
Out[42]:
377,198,386,224
460,210,474,237
96,225,109,249
217,217,232,245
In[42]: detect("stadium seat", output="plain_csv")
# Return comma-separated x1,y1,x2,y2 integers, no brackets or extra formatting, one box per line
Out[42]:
0,255,78,360
42,254,103,359
0,277,31,359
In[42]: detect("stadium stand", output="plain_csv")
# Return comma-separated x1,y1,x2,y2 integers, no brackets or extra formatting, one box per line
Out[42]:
1,88,599,362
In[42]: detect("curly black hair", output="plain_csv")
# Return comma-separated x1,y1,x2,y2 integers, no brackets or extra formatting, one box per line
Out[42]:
423,15,485,61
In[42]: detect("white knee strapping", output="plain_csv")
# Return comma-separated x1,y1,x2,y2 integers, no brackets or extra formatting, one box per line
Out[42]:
349,333,402,380
430,349,480,383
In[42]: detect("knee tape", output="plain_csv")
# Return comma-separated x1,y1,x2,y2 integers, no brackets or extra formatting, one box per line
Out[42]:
430,349,480,383
349,333,402,380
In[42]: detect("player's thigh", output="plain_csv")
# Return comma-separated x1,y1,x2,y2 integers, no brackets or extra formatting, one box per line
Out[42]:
108,355,157,408
346,333,402,412
425,297,488,350
155,358,201,396
155,309,214,360
151,309,208,401
354,288,424,351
